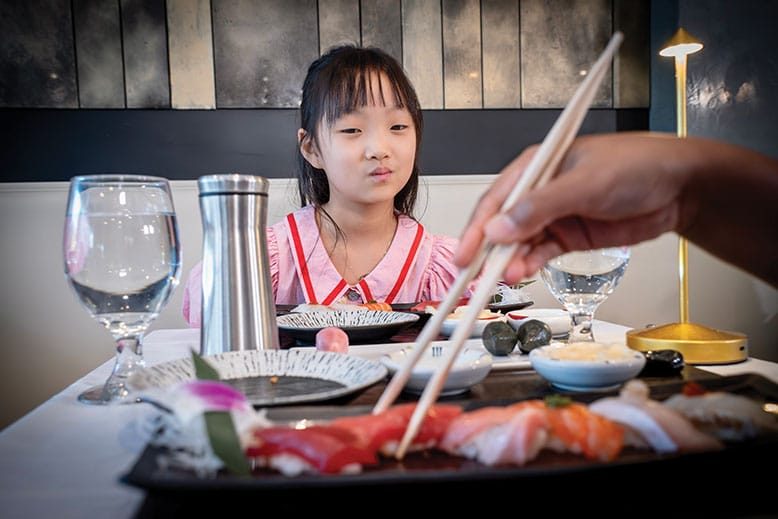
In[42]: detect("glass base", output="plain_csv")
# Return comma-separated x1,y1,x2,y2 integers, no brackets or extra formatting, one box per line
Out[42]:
77,385,111,405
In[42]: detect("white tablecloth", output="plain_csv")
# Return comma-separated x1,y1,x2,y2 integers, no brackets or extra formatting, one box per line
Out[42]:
1,324,776,519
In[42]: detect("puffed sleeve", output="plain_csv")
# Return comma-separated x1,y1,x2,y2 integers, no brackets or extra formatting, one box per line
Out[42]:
266,225,279,299
181,261,202,328
420,234,478,301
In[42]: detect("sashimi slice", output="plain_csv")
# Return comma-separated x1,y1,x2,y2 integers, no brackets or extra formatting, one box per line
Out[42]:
440,406,518,454
590,380,722,453
474,407,549,466
330,403,463,456
381,403,464,453
440,400,543,457
246,426,377,475
664,391,778,441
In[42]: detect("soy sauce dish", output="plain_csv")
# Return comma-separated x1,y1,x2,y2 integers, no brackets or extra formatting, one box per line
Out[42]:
529,342,646,392
381,346,493,396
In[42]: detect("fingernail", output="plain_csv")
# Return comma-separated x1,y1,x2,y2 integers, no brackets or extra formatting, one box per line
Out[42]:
485,214,518,238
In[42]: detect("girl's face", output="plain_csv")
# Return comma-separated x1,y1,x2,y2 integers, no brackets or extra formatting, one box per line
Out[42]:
299,72,417,209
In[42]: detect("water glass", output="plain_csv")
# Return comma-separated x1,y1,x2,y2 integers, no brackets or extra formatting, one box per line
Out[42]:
540,247,630,342
63,175,181,404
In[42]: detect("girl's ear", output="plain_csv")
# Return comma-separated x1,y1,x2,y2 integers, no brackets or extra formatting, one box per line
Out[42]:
298,129,323,169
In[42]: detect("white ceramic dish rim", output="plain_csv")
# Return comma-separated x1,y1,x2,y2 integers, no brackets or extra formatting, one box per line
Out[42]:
529,343,646,391
276,310,419,330
128,349,388,406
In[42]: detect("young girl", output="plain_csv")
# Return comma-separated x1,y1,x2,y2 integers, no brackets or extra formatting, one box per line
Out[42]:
183,45,470,326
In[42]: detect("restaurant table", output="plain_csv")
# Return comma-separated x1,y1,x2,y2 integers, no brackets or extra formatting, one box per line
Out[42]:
1,321,777,518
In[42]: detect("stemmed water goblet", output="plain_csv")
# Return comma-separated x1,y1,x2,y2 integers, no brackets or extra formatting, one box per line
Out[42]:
63,175,181,404
540,247,630,343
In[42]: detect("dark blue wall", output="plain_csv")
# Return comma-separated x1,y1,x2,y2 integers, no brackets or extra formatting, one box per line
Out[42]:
651,0,778,159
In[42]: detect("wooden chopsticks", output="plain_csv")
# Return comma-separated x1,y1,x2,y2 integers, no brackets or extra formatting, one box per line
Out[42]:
373,32,624,459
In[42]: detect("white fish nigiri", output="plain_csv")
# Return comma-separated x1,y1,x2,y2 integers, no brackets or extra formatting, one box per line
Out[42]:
590,380,722,453
665,391,778,441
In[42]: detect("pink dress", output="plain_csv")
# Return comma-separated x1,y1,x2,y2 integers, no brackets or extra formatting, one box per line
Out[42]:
182,205,469,327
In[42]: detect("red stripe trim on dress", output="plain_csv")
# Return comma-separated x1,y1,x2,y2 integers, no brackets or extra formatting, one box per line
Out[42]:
322,279,347,305
358,279,374,303
287,213,318,304
385,223,424,304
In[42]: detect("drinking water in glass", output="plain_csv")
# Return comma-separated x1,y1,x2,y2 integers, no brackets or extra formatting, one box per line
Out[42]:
63,175,181,404
540,247,630,342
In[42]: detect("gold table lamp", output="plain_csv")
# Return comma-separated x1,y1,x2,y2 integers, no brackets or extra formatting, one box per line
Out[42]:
626,28,748,365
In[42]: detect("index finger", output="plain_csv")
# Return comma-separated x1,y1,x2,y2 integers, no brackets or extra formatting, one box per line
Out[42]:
455,147,538,267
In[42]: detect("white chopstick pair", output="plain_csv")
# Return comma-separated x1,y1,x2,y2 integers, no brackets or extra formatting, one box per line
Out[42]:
372,32,625,459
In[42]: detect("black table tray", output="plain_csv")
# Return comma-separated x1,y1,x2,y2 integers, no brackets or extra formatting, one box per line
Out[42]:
124,371,778,516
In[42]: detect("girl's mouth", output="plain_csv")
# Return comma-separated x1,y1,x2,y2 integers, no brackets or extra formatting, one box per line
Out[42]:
370,167,392,179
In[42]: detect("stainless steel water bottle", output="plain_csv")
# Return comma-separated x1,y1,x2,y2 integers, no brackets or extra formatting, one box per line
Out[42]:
198,174,279,355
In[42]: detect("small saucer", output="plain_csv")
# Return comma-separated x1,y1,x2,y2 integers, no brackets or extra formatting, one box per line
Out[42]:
381,346,492,395
529,342,646,393
549,381,622,393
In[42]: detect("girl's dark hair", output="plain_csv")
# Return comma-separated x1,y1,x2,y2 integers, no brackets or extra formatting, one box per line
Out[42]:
296,45,423,216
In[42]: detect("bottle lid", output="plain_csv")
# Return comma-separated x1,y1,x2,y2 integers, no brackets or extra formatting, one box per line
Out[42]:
198,174,269,196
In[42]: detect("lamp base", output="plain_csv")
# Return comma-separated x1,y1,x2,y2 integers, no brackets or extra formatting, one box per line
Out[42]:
626,322,748,365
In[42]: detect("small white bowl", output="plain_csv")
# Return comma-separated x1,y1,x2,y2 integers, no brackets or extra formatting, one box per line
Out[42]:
439,309,506,338
381,346,493,395
506,308,569,337
529,342,646,392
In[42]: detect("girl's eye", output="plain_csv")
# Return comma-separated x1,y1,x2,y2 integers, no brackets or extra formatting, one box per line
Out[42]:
391,124,409,131
339,128,361,134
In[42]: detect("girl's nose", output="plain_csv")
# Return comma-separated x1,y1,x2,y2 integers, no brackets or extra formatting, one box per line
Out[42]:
364,131,390,160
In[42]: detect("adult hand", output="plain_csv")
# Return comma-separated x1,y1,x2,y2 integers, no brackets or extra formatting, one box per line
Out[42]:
454,132,690,283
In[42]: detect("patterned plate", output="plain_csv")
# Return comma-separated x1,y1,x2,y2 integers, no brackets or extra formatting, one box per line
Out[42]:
276,310,420,344
128,349,388,407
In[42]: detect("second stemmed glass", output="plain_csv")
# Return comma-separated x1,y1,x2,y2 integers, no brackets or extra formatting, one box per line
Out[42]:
63,175,181,404
540,247,631,342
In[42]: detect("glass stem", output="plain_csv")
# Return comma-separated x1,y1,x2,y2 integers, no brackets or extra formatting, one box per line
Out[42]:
102,336,145,401
569,311,595,342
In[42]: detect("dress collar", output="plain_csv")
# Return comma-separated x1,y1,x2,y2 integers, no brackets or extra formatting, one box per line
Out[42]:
285,206,424,304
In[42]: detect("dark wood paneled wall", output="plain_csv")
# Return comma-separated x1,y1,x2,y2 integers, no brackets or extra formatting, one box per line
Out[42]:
0,0,651,180
1,0,650,109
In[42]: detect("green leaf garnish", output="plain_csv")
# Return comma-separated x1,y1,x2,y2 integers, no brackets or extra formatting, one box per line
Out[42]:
191,349,220,380
190,350,250,476
204,411,251,476
544,394,573,408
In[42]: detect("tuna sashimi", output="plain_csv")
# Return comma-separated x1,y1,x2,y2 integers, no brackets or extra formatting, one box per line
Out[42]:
330,403,463,456
328,412,408,453
246,426,377,475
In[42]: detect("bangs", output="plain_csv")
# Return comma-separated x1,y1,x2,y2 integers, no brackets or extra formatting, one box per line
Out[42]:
320,66,410,127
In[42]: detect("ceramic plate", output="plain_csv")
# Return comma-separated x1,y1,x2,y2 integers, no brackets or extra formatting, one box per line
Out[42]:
291,339,532,371
276,311,419,344
128,349,388,407
381,345,492,395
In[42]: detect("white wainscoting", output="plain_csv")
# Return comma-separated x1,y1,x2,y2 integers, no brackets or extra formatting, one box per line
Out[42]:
0,177,775,428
